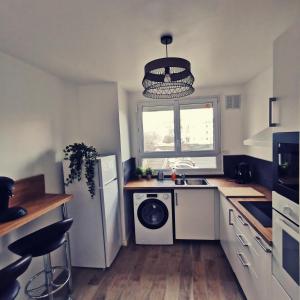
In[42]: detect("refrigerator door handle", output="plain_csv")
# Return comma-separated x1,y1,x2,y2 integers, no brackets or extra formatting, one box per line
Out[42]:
98,178,118,189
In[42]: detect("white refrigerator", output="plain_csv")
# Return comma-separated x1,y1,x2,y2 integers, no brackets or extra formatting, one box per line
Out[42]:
63,155,121,268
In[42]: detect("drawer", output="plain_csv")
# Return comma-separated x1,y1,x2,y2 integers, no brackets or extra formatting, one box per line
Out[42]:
233,218,272,300
234,210,272,257
234,211,253,235
234,225,259,274
234,248,260,300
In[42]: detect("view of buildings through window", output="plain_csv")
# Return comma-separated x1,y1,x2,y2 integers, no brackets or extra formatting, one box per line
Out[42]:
141,101,217,170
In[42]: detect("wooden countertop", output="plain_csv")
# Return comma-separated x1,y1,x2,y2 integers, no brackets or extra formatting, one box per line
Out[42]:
124,177,272,244
206,178,271,200
124,178,214,190
124,177,271,199
0,174,73,237
228,197,272,245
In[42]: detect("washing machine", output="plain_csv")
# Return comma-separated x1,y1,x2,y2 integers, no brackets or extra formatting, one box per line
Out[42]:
133,192,173,245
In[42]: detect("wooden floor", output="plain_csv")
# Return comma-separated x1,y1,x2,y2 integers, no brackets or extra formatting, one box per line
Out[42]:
71,241,246,300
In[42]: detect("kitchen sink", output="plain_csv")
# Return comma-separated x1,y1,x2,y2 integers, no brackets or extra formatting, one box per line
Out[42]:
174,178,208,186
175,178,185,185
185,178,208,185
239,201,272,227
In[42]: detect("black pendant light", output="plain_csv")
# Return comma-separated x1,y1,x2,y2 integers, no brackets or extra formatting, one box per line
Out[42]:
142,34,195,99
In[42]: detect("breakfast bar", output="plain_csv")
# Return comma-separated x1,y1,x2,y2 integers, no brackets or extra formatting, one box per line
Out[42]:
0,174,73,237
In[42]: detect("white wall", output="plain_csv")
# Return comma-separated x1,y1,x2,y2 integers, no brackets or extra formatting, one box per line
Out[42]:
117,85,132,244
77,83,121,153
0,51,74,299
118,86,131,162
128,84,245,162
243,67,273,161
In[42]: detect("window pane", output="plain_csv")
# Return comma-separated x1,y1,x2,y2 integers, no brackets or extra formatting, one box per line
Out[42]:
142,106,174,152
180,103,214,151
142,157,217,170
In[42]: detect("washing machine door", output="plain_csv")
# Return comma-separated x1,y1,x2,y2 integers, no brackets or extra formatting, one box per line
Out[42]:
137,199,169,229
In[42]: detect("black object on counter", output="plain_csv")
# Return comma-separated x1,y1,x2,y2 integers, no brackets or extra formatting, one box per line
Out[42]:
235,162,252,184
157,171,164,181
0,177,27,223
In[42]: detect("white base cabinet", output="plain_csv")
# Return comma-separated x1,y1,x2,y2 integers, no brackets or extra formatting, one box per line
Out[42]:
272,275,291,300
219,194,272,300
220,193,237,266
174,189,215,240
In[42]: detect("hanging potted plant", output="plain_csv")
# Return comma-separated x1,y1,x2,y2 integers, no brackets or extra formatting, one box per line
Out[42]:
63,143,99,198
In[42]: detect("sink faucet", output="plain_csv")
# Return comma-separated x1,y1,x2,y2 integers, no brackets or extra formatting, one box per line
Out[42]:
180,173,186,181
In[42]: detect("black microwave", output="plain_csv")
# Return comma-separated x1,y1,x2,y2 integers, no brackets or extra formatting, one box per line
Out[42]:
273,132,299,204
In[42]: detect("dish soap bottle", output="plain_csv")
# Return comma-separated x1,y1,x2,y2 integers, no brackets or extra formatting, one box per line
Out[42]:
171,168,177,181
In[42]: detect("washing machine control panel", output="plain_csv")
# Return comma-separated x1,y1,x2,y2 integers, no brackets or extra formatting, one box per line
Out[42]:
133,193,171,201
133,193,144,200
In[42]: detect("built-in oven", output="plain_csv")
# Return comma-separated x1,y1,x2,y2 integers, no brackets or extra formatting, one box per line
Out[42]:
272,131,300,299
273,132,299,204
273,208,299,300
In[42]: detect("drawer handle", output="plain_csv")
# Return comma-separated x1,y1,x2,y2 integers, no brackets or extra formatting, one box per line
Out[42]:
236,233,249,247
237,215,248,226
255,236,272,253
237,252,249,267
229,209,234,226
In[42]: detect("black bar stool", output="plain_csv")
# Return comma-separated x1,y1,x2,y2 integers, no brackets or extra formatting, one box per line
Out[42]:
8,218,73,300
0,255,32,300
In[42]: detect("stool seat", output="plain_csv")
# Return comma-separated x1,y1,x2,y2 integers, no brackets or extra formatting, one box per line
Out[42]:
0,281,20,300
8,219,73,257
0,255,32,300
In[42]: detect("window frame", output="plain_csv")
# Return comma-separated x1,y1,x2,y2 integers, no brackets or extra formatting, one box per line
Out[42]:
136,96,223,174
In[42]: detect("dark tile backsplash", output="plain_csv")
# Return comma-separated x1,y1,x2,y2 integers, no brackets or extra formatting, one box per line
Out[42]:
245,156,273,190
123,158,136,184
123,156,273,189
223,155,246,179
223,155,273,189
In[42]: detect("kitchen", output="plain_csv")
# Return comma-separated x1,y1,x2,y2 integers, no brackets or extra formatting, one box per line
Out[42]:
0,1,299,300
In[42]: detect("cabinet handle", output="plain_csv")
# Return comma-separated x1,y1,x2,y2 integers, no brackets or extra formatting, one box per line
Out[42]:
237,215,248,226
237,252,249,267
255,236,272,253
269,97,278,127
236,233,249,247
228,209,233,225
280,218,299,234
175,193,178,206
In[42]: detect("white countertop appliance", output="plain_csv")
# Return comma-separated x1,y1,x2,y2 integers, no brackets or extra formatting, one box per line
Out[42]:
272,132,299,299
63,155,121,269
134,192,173,245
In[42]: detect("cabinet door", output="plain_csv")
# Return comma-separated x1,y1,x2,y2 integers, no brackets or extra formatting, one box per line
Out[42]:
219,194,237,269
175,189,215,240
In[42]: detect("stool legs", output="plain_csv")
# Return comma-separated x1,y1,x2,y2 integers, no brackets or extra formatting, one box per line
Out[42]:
43,254,54,300
61,203,73,293
64,236,72,292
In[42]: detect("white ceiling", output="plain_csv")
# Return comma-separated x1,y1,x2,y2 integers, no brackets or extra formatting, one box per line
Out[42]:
0,0,299,91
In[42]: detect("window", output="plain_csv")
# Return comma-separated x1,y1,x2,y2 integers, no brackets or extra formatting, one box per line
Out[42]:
142,106,175,152
137,97,222,173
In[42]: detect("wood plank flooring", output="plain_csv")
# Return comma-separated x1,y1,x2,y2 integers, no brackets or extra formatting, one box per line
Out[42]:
70,241,246,300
